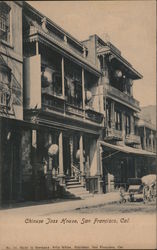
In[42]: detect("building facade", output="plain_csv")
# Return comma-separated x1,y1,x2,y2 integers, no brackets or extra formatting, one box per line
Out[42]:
0,1,156,205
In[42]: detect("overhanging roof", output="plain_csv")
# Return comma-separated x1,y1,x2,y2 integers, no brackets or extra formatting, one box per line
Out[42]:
97,47,142,80
100,141,156,157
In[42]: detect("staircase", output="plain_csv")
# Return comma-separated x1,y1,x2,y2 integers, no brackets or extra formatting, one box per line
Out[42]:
65,177,93,199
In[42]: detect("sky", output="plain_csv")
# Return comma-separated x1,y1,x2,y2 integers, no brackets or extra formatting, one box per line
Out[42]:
28,1,156,107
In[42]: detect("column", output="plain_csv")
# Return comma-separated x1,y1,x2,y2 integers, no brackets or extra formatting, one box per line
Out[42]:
59,132,64,175
130,115,134,134
48,133,52,171
97,143,103,194
36,40,39,55
31,129,38,201
150,130,154,152
79,134,84,174
143,127,146,150
82,68,85,110
121,112,125,142
69,136,73,176
61,57,65,97
111,101,115,129
79,134,85,185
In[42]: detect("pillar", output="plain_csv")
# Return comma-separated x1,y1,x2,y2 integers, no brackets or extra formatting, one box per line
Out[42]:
59,132,64,175
143,127,146,150
69,136,73,176
82,68,85,110
48,133,52,171
111,101,115,129
121,112,125,141
61,57,65,97
150,130,154,152
79,134,85,185
36,40,39,55
79,134,84,174
31,129,38,201
97,143,103,193
130,115,134,134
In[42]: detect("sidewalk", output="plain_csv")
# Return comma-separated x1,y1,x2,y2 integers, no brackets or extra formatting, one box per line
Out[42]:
0,191,120,216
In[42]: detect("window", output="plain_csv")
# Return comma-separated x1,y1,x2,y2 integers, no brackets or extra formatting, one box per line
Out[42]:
115,110,122,131
0,2,11,43
125,115,130,135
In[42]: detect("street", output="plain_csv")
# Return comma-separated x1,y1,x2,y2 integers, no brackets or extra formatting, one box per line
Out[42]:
73,200,156,215
0,194,156,249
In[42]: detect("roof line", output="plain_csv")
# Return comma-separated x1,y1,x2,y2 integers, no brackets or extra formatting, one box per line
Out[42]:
24,1,87,50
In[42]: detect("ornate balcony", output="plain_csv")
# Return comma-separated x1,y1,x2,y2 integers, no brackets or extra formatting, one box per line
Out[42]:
105,128,123,141
85,107,104,123
105,85,140,111
125,134,141,145
42,92,65,114
42,92,103,124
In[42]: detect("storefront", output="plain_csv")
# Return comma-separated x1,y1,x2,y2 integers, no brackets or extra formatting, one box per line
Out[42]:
100,141,156,193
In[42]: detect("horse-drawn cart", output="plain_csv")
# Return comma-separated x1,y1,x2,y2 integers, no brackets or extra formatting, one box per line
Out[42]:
119,175,156,203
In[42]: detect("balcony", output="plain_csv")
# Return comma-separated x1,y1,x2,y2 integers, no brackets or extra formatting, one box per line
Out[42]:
105,85,140,111
105,128,123,141
85,107,104,123
125,134,141,145
42,92,103,125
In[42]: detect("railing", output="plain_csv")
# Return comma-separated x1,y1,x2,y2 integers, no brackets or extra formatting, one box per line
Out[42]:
85,107,103,123
105,128,123,140
125,134,141,145
105,85,140,110
42,93,65,113
65,103,84,118
71,164,81,181
42,92,103,124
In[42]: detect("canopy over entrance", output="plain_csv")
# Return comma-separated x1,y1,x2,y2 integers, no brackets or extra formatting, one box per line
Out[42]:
100,141,156,158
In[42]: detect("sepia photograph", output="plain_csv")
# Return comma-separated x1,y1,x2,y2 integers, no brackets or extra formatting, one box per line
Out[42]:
0,0,156,249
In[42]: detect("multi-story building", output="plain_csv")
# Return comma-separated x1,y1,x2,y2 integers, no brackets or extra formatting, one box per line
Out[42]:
22,2,105,200
0,1,156,205
0,1,24,205
83,35,156,192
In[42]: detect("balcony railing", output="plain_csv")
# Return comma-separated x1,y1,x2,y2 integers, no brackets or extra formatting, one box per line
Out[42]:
125,134,141,145
105,128,123,141
105,85,140,111
85,107,104,123
42,92,103,124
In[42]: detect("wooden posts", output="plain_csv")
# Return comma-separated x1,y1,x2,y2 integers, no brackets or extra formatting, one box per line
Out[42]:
82,68,85,110
79,134,84,175
61,57,65,98
59,131,64,176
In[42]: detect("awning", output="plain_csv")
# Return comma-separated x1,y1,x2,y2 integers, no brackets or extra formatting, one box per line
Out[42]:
100,141,156,158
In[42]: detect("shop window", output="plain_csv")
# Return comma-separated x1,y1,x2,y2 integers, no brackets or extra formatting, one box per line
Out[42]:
125,115,130,135
115,110,122,131
0,2,11,43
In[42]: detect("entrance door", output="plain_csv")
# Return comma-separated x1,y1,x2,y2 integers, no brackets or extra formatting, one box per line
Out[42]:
63,136,71,176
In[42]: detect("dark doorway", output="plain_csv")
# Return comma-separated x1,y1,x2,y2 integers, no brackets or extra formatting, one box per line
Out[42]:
63,136,71,176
